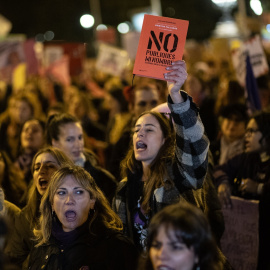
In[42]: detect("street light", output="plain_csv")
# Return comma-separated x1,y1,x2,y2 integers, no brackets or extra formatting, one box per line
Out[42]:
80,14,95,29
117,22,130,34
250,0,263,15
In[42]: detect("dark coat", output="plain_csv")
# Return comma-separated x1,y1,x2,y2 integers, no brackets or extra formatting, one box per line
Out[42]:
28,230,138,270
214,152,270,270
4,204,35,269
83,150,118,204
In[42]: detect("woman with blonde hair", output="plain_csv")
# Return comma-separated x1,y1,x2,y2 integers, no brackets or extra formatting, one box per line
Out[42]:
28,165,137,270
4,147,73,269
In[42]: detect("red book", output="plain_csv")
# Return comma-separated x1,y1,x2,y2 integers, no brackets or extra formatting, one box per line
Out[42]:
133,14,189,81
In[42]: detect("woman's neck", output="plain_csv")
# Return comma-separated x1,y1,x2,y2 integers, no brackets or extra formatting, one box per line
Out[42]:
142,163,150,182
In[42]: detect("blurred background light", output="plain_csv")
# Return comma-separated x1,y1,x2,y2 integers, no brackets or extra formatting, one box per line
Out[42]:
117,22,130,34
250,0,263,15
35,33,45,42
44,30,54,41
80,14,95,28
131,13,146,32
211,0,236,5
96,24,108,31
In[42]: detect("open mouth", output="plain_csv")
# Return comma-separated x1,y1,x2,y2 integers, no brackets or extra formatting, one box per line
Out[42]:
72,151,81,157
136,141,147,150
39,179,48,189
65,210,76,221
157,266,175,270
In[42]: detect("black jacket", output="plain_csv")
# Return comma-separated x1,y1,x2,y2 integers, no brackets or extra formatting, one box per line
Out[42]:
28,230,138,270
83,150,118,204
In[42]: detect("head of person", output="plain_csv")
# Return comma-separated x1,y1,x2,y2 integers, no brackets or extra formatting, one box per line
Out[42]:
26,147,73,226
106,87,129,115
245,111,270,154
35,165,122,246
20,119,46,153
124,82,161,119
31,147,73,197
184,72,208,106
121,111,175,213
46,103,65,119
8,92,38,125
141,203,220,270
132,111,174,166
219,104,249,143
46,113,84,163
67,91,97,121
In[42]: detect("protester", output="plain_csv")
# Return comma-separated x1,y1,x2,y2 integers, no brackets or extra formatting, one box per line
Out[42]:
28,165,138,270
0,92,40,161
210,103,249,166
67,90,106,142
214,111,270,270
0,216,20,270
46,113,117,203
4,147,73,269
0,151,26,207
184,70,218,142
113,60,209,251
107,78,165,181
139,203,228,270
214,79,246,117
14,118,46,188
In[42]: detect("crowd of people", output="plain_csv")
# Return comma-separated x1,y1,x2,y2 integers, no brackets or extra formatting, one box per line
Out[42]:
0,39,269,270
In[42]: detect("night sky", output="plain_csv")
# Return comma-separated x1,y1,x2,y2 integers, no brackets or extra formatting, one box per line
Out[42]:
0,0,260,42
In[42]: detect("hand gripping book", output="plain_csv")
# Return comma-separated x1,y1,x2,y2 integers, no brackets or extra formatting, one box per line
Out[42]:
133,14,189,81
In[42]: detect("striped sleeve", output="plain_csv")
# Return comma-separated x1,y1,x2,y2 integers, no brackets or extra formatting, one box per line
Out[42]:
168,91,209,189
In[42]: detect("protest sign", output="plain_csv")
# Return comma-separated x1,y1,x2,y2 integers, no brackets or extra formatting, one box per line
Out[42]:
0,40,25,83
232,35,269,86
133,14,189,81
44,42,85,76
121,31,140,60
221,196,259,270
95,43,130,77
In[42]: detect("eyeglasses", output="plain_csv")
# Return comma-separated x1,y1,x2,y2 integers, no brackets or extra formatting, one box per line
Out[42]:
245,128,260,136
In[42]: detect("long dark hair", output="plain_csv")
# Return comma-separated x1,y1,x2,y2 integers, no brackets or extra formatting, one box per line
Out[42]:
140,203,222,270
121,111,175,213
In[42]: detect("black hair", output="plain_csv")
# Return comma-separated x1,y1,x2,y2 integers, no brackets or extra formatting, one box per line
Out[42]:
46,113,79,145
219,103,249,123
140,203,221,270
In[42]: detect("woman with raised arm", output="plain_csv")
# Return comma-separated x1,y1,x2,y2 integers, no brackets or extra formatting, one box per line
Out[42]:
113,60,209,251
